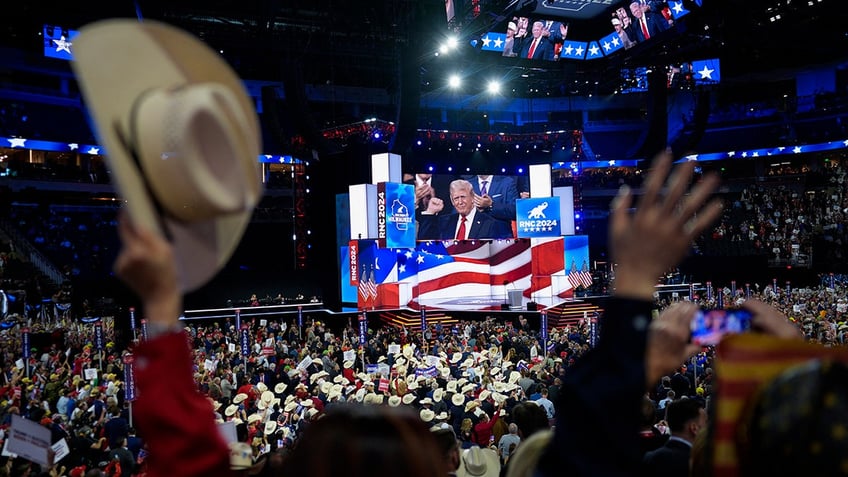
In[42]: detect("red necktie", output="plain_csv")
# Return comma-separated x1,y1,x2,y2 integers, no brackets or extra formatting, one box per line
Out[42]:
456,216,467,240
641,18,650,39
527,39,538,59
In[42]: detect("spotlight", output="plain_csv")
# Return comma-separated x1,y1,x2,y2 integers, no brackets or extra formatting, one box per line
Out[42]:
448,74,461,89
487,80,501,94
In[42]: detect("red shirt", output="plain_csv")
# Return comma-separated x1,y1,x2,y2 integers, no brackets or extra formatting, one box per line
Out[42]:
134,332,233,477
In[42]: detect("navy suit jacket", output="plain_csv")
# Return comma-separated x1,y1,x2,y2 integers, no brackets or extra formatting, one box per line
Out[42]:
417,211,512,241
641,438,691,477
466,175,519,223
631,14,663,42
520,36,555,60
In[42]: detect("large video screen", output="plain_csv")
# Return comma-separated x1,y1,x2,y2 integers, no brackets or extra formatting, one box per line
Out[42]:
475,1,698,61
406,173,529,240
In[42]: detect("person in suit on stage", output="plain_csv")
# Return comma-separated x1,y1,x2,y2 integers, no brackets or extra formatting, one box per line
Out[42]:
404,173,455,216
417,179,512,240
519,21,555,61
629,1,663,42
642,398,706,476
465,174,519,226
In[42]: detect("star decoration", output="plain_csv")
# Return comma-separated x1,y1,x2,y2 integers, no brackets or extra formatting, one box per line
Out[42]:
399,264,406,273
493,37,503,49
405,251,413,258
588,44,600,56
611,37,620,47
672,2,684,14
727,151,735,157
697,65,714,80
7,138,26,148
416,255,425,264
482,36,492,47
602,41,612,52
752,151,759,157
843,139,848,147
575,46,584,56
53,35,72,54
87,147,100,155
68,143,78,150
741,152,748,158
563,45,574,56
686,155,699,161
777,146,786,151
793,146,802,154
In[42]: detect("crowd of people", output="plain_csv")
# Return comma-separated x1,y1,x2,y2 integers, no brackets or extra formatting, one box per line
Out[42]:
0,153,845,477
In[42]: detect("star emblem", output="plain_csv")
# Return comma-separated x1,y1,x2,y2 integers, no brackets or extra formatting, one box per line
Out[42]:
672,2,684,15
7,138,26,148
727,151,735,157
68,143,79,150
611,37,620,47
602,41,612,52
575,46,584,56
777,146,786,151
697,65,714,80
405,251,413,258
588,44,600,56
398,264,406,273
482,36,491,48
416,255,425,264
87,147,100,155
493,37,503,49
793,146,802,154
843,139,848,147
686,155,699,161
741,152,748,158
752,151,759,157
563,45,574,56
53,35,72,54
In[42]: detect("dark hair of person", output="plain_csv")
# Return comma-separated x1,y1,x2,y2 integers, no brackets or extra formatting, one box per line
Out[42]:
640,396,657,428
511,402,549,438
279,404,443,477
665,397,703,434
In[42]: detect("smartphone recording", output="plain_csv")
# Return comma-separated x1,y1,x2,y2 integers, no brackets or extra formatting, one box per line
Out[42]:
691,308,752,346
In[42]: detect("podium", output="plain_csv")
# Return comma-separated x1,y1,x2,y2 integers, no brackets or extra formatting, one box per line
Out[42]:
508,290,523,310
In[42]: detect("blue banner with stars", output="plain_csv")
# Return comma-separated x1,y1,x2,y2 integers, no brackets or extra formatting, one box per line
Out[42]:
516,197,561,238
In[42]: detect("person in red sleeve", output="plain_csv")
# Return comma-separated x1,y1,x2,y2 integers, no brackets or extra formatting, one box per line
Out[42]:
472,403,501,447
112,217,233,477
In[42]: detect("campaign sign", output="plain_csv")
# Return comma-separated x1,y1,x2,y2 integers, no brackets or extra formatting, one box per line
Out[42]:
358,314,367,345
541,310,548,345
420,306,427,334
94,322,104,350
8,414,51,467
22,328,30,358
377,182,415,249
240,326,250,357
297,306,303,330
235,309,242,332
140,319,148,341
129,307,136,331
123,353,136,402
516,197,561,238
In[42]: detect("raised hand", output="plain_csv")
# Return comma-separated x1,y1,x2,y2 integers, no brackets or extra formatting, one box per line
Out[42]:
609,152,723,300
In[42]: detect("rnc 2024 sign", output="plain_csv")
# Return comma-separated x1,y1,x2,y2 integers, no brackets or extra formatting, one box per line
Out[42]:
516,197,561,238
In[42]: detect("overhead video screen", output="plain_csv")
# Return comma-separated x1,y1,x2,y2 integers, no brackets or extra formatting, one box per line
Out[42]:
476,0,700,61
43,25,79,61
